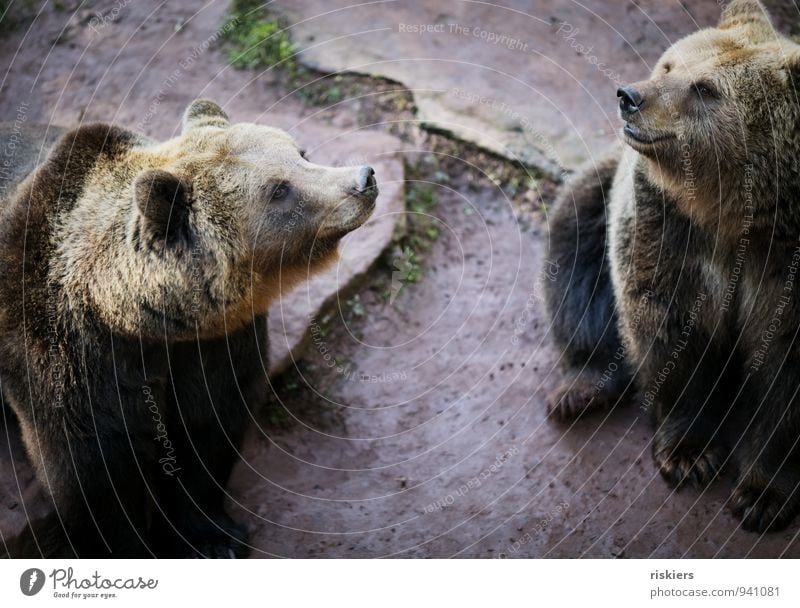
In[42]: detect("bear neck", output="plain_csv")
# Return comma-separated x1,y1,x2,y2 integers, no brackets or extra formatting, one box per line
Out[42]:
638,146,800,243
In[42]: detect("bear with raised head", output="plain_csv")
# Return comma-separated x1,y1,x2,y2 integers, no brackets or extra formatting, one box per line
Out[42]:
0,99,378,557
544,0,800,531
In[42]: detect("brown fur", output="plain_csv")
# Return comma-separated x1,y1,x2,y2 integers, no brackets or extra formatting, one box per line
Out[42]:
0,100,378,557
545,0,800,532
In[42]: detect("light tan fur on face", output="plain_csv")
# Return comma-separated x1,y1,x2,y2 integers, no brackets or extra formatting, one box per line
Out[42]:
619,0,800,236
51,101,376,340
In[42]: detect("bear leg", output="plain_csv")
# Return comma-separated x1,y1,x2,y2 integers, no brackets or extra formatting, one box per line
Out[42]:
730,368,800,532
543,152,632,420
16,417,156,557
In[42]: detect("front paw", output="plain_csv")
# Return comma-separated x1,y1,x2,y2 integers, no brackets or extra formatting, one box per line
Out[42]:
189,512,249,559
546,376,620,422
547,383,597,422
157,510,250,558
730,476,800,532
653,430,726,488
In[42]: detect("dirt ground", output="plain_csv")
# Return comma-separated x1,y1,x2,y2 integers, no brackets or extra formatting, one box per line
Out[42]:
2,0,800,558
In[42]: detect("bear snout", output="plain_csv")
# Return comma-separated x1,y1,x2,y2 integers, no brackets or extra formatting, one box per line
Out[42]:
617,84,644,120
351,165,378,198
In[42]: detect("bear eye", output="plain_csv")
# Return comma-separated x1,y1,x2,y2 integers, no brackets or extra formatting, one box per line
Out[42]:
663,62,671,73
694,81,718,99
270,183,290,201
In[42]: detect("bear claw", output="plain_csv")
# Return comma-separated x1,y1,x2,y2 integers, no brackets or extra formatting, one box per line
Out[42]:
546,382,606,422
730,486,795,533
653,441,725,489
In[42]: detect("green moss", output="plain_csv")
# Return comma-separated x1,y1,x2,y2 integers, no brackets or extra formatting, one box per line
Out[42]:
223,0,296,73
383,171,441,301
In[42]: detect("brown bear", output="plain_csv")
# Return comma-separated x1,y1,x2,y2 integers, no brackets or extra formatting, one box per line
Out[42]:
0,99,378,557
544,0,800,532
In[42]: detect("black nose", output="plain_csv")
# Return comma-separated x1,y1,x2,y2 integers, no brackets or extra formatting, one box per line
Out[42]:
356,165,376,193
617,85,644,118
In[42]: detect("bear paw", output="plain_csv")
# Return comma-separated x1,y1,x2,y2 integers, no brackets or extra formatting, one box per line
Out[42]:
546,381,607,422
653,436,726,488
189,513,249,559
157,510,250,558
730,481,799,533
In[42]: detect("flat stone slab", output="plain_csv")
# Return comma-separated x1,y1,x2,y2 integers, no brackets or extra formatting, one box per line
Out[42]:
275,0,796,173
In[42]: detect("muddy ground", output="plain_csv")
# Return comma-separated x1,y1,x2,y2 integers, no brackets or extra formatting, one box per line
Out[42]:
1,0,800,558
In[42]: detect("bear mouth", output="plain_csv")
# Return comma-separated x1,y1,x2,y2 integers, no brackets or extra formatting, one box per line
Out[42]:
318,195,377,239
623,123,675,147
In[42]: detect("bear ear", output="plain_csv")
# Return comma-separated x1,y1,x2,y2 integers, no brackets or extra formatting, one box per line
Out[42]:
134,170,191,246
718,0,772,30
182,99,230,132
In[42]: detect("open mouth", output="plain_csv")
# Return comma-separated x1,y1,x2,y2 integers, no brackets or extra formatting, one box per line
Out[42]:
623,123,675,146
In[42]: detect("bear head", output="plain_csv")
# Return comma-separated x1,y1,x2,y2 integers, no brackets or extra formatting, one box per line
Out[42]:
616,0,800,230
51,100,378,340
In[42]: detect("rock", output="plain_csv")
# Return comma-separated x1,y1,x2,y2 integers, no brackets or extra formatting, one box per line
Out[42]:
273,0,796,172
266,125,405,376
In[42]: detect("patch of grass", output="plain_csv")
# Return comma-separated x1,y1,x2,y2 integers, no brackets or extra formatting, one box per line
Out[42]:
345,294,365,317
391,246,422,286
223,0,296,73
379,166,441,300
404,180,440,249
219,1,417,138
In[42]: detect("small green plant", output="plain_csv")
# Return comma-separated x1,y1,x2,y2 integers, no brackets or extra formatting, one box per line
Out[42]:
394,246,422,282
223,1,295,72
404,181,440,250
384,174,441,302
345,294,365,317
